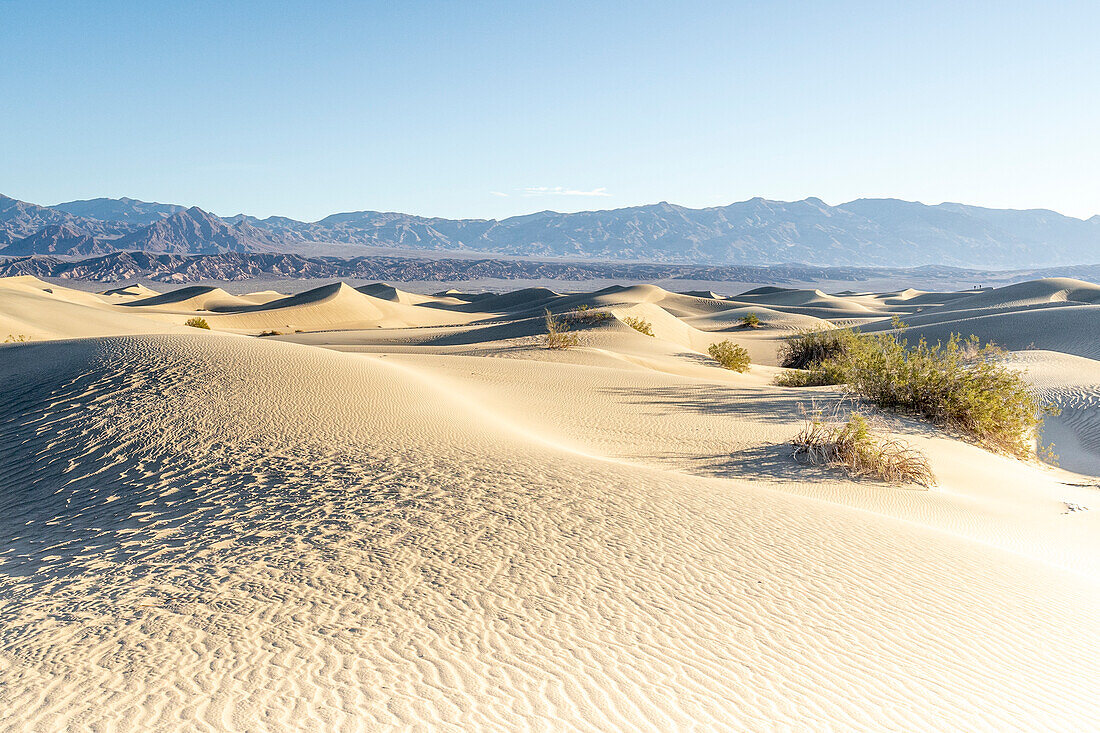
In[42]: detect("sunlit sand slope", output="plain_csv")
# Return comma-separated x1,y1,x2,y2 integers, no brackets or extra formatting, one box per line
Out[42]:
0,335,1097,731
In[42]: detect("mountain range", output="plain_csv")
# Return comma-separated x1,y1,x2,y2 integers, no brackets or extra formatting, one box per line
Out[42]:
7,250,1097,288
2,193,1098,268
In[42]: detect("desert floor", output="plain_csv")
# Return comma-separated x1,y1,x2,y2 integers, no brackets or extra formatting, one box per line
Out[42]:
1,275,1098,731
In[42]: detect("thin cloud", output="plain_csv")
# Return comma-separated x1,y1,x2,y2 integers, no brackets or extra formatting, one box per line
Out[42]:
521,186,611,197
489,191,509,197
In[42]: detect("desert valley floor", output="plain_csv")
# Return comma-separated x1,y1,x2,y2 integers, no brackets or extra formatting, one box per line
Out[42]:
0,274,1098,731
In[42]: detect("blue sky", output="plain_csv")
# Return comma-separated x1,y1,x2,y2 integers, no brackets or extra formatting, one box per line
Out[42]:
1,0,1097,221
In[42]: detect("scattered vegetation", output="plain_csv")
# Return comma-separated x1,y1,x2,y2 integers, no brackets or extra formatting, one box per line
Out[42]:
4,334,29,343
777,319,1057,458
739,312,762,328
623,316,655,337
545,309,578,349
184,317,211,330
708,340,751,372
562,304,613,325
258,330,283,337
793,410,936,487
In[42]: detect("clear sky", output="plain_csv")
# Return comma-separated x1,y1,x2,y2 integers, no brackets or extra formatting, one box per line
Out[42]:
1,0,1097,222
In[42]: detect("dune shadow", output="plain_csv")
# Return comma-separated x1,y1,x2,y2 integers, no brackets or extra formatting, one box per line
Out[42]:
693,443,835,483
599,384,845,424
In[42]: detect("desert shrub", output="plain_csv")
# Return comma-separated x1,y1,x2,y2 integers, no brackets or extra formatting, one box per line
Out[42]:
563,307,613,325
4,334,28,343
778,327,858,371
258,330,282,337
793,411,936,487
545,309,578,349
708,340,751,372
739,312,762,328
184,317,211,330
623,316,654,336
779,319,1056,458
775,361,851,387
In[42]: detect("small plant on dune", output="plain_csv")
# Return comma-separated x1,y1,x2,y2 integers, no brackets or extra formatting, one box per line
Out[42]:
708,340,751,372
777,318,1058,458
258,330,282,337
545,309,578,349
739,312,762,328
563,305,613,325
184,317,211,330
623,316,655,337
4,334,29,343
792,410,936,487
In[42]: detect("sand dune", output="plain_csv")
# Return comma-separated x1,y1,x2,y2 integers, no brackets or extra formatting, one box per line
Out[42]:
1008,350,1100,476
100,283,161,300
194,282,476,331
1,335,1097,731
1,275,1099,730
734,286,878,313
0,274,120,308
236,289,289,304
123,284,257,312
869,303,1100,359
937,277,1100,311
112,281,480,333
685,303,833,332
356,281,441,305
0,277,189,341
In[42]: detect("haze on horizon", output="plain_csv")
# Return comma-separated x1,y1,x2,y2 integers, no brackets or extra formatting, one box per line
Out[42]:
1,0,1097,221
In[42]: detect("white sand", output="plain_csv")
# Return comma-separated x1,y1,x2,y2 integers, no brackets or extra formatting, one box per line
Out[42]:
1,276,1097,731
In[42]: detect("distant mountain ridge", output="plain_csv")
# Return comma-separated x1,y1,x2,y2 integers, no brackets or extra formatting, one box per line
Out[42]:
112,207,278,254
4,250,1098,288
1,193,1097,267
52,197,185,225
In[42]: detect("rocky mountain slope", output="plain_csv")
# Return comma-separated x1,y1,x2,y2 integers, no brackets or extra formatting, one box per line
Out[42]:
52,196,185,225
4,250,1096,288
111,207,278,254
3,223,109,256
2,193,1097,267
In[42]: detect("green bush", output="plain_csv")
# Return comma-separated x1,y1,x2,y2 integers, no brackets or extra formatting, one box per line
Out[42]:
777,327,858,371
739,312,762,328
545,309,578,349
708,340,751,372
623,316,654,336
563,307,613,325
793,411,936,487
778,319,1057,458
184,317,211,330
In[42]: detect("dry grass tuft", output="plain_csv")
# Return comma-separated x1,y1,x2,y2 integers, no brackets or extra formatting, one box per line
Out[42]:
184,317,211,330
562,304,613,325
792,410,936,487
623,316,654,336
545,309,578,349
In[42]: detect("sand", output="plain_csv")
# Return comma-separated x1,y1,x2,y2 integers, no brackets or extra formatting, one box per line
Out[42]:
1,275,1097,731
